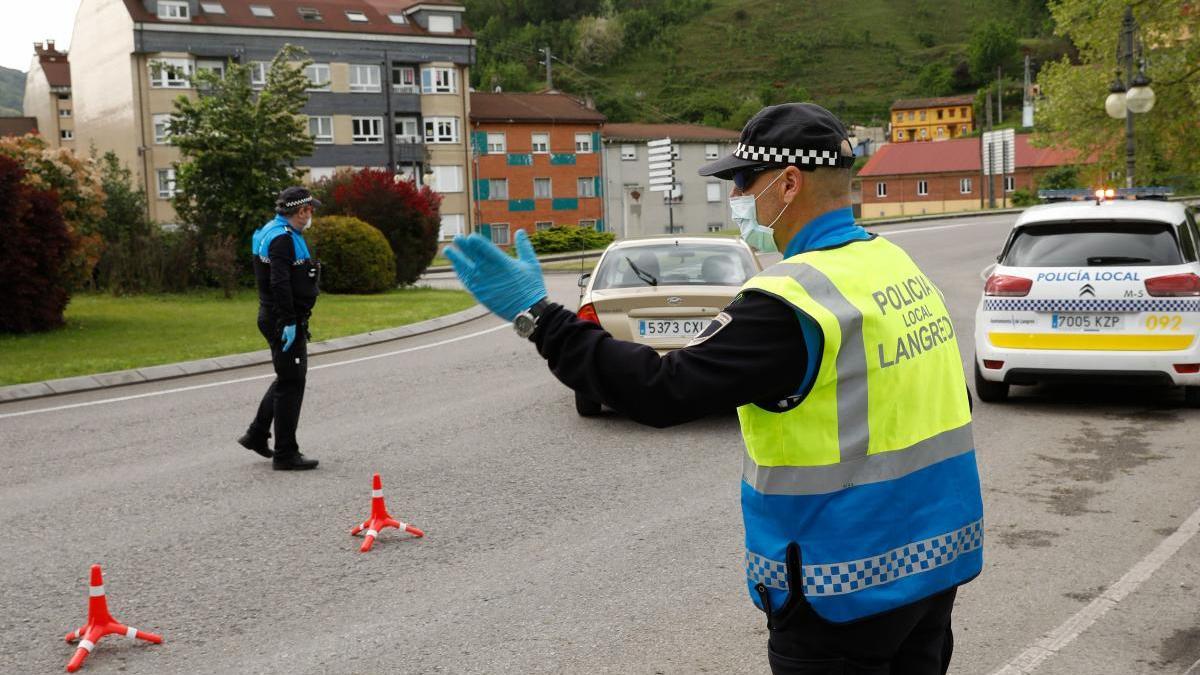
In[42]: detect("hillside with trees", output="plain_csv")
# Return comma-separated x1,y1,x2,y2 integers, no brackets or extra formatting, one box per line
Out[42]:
0,66,26,116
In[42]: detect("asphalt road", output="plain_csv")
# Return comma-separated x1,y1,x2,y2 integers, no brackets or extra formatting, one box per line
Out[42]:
2,214,1198,674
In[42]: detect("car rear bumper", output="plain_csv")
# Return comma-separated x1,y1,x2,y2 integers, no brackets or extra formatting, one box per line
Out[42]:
975,341,1200,386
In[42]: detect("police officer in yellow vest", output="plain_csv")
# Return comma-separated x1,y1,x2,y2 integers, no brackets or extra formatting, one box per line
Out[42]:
446,103,984,674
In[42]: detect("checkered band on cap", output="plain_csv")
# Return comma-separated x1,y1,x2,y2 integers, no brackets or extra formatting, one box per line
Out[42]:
734,143,846,167
283,196,313,208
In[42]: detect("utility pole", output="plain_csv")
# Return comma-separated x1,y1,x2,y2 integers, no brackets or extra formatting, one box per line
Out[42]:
985,92,994,209
996,66,1003,125
539,46,553,91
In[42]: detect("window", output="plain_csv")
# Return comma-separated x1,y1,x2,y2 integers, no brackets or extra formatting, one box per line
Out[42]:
157,1,189,20
394,116,419,143
579,220,597,229
894,112,902,121
392,66,416,93
908,111,914,120
534,178,552,199
387,13,407,24
196,59,225,78
153,113,173,144
706,182,721,203
1005,176,1015,193
937,109,943,120
351,117,383,144
919,110,926,120
876,182,887,198
249,61,268,89
421,67,456,94
60,129,73,140
249,5,273,17
575,133,593,154
428,14,455,33
592,243,757,290
200,2,225,14
960,125,968,133
666,224,685,234
620,144,636,161
577,177,596,198
486,132,506,154
949,108,956,118
1003,221,1184,267
960,107,968,117
149,58,192,88
431,166,463,193
535,221,553,231
298,6,321,21
936,127,944,138
307,167,335,182
59,108,71,117
959,178,972,194
917,180,928,196
488,179,508,200
439,214,465,241
490,223,510,245
707,223,723,233
919,128,927,139
531,133,549,153
705,144,719,160
350,64,381,93
308,116,333,144
897,130,905,140
345,10,368,22
156,168,177,199
423,117,459,144
304,64,330,91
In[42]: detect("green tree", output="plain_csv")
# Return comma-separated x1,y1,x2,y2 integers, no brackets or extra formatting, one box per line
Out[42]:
968,20,1020,82
917,62,955,96
1037,1,1200,188
1037,164,1080,189
94,150,151,244
169,45,314,254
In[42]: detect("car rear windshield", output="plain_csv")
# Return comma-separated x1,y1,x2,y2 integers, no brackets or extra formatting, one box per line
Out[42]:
592,243,757,289
1002,220,1183,267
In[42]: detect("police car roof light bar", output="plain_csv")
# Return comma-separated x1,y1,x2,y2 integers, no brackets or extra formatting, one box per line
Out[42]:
1037,186,1174,203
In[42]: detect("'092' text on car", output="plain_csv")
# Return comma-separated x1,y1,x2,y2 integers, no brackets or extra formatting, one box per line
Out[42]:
974,197,1200,404
573,236,762,416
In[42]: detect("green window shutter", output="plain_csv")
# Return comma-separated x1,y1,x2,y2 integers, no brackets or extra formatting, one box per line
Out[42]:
593,176,603,197
476,223,492,237
552,197,579,211
508,199,535,212
592,131,601,152
595,218,604,233
550,153,576,165
506,153,532,166
474,179,489,200
471,131,488,155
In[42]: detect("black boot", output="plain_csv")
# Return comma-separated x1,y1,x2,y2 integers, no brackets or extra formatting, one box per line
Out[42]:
237,431,273,459
273,452,319,471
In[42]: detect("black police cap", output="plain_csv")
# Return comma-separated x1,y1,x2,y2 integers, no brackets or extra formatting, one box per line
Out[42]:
275,186,323,213
699,102,856,180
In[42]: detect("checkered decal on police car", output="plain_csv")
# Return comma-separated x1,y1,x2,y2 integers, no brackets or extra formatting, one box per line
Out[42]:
734,143,841,166
744,519,984,597
983,298,1200,313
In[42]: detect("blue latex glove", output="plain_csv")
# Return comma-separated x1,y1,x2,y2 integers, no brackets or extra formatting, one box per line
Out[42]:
445,229,547,322
281,324,297,352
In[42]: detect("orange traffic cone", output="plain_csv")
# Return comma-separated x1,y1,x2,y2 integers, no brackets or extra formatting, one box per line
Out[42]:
64,564,162,672
350,473,424,552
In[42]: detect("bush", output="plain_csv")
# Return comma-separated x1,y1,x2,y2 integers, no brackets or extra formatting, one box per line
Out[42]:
1011,188,1038,207
306,216,397,293
528,225,615,254
0,155,74,333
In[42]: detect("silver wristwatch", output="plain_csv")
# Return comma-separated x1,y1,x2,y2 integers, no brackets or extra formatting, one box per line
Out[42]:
513,298,551,339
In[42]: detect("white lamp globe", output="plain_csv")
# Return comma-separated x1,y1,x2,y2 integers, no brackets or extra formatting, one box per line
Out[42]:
1126,84,1155,114
1105,91,1127,119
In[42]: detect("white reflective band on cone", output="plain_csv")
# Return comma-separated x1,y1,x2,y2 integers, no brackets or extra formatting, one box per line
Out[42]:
371,489,383,498
79,639,95,652
89,585,105,597
365,529,378,538
126,626,138,639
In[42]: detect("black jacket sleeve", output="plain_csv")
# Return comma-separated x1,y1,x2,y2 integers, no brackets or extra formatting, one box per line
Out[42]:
268,234,297,329
532,291,809,428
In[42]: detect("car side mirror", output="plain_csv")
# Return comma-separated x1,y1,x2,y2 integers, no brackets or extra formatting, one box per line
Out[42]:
980,263,997,281
577,272,591,288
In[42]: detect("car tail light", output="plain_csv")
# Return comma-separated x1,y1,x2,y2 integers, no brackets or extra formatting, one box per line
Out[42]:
983,360,1005,370
576,303,600,324
1174,363,1200,374
984,274,1033,297
1145,273,1200,297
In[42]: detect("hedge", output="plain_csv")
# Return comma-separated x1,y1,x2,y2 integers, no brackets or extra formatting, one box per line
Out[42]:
305,215,397,293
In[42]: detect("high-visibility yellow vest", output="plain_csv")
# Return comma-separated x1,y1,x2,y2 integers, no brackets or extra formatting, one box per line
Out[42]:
738,235,983,623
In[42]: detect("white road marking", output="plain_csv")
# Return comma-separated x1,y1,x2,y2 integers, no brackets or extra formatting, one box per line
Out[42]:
988,501,1200,674
0,323,507,420
873,219,1013,237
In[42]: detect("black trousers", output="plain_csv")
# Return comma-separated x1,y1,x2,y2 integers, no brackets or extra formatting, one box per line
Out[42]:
765,585,957,675
248,315,307,455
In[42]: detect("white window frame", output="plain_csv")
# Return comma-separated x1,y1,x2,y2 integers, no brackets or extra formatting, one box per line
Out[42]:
428,14,455,33
149,57,193,89
394,116,419,143
421,66,457,94
439,213,465,241
959,178,972,194
345,10,368,22
156,168,177,199
876,182,887,198
59,108,72,117
387,13,407,24
308,116,333,144
490,223,511,245
153,113,173,144
423,116,459,144
579,219,597,229
307,167,336,183
534,177,552,200
705,143,719,160
351,117,383,144
535,221,553,232
917,180,928,196
707,223,722,233
486,132,506,154
200,2,225,14
157,0,190,21
1004,176,1015,192
706,182,721,203
577,177,596,198
489,179,509,200
248,61,268,89
60,129,74,141
196,59,225,78
249,5,273,17
392,65,417,93
305,64,330,91
531,133,549,154
620,144,636,161
349,64,382,93
431,166,463,193
574,132,593,154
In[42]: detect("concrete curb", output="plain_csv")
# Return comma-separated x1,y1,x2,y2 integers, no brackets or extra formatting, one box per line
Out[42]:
0,304,492,404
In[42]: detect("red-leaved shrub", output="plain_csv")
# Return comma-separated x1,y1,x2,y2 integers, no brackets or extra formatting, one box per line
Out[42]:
0,154,74,332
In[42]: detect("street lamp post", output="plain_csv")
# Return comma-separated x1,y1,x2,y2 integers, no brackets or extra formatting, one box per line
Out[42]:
1104,5,1155,188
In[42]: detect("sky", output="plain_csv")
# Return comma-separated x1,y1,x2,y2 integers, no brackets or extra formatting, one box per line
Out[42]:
3,0,82,71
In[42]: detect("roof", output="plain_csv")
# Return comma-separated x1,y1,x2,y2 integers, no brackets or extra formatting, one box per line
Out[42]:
857,134,1080,177
0,118,39,137
119,0,471,39
1016,199,1189,228
890,95,976,111
33,42,71,87
602,123,740,142
469,92,606,124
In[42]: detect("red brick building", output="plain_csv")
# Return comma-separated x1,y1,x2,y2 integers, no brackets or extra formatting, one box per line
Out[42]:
469,92,606,244
857,134,1085,218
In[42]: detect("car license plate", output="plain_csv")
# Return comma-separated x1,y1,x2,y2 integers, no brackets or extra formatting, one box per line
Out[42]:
638,318,708,339
1050,313,1124,331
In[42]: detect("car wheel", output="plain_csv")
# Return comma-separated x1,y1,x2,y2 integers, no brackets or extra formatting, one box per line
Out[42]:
974,361,1009,403
575,391,603,417
1184,386,1200,408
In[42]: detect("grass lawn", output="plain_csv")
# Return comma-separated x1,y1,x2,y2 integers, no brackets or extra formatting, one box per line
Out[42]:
0,288,475,386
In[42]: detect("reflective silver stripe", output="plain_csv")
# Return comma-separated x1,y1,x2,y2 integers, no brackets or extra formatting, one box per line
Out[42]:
757,262,869,461
743,422,973,495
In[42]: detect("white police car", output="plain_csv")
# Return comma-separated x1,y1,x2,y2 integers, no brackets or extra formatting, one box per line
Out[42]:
974,191,1200,404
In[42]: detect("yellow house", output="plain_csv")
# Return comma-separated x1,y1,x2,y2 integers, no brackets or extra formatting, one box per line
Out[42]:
889,95,975,143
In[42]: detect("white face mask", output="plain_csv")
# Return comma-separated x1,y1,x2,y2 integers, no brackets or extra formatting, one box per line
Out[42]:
303,215,313,231
729,170,787,253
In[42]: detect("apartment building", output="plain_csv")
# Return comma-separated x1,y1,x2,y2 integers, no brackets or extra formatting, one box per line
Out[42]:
889,95,976,143
468,92,606,245
69,0,475,230
601,123,740,238
22,40,74,149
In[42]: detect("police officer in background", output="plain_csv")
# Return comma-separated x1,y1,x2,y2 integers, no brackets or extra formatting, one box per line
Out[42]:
237,186,321,471
447,103,984,674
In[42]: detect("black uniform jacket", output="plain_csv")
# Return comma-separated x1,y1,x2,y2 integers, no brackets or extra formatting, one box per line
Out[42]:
253,233,319,331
